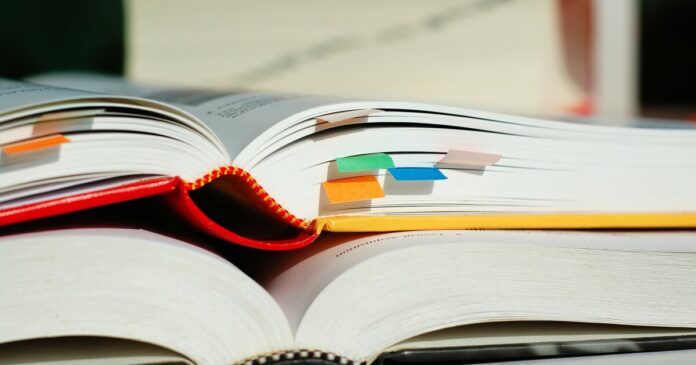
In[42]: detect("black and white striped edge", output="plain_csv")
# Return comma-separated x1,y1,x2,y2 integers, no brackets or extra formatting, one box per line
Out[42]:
237,349,366,365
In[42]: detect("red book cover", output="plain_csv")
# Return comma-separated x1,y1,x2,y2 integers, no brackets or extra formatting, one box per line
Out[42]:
0,168,318,250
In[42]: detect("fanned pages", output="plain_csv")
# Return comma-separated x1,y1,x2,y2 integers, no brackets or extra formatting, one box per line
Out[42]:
2,229,696,365
1,74,696,248
0,229,292,365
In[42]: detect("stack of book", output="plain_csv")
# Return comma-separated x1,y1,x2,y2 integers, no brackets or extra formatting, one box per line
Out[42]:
1,74,695,365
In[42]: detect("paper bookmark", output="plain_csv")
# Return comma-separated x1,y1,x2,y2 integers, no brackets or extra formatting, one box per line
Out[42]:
437,150,501,169
316,109,382,123
2,134,70,155
336,153,395,173
322,175,385,204
387,167,447,181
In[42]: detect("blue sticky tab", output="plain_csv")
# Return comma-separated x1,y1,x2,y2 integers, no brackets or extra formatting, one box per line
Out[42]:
387,167,447,181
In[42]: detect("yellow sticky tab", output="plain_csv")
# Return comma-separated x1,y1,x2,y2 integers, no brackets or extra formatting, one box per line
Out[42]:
322,175,385,204
2,134,70,155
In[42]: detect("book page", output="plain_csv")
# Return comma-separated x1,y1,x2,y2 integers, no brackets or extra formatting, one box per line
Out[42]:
260,230,696,332
255,230,696,362
0,228,293,365
0,79,99,118
29,73,349,160
178,93,350,159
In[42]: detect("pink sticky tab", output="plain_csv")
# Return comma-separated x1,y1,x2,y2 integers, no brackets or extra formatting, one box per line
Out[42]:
437,150,501,169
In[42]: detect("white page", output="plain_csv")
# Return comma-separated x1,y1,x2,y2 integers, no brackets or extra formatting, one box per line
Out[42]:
0,79,100,118
263,230,696,332
173,93,349,159
0,228,293,365
29,73,350,160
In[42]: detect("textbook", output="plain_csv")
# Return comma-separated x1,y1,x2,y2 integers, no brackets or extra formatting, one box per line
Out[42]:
1,229,696,365
2,74,696,249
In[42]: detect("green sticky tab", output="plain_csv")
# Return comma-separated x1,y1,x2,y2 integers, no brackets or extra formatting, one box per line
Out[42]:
336,153,395,173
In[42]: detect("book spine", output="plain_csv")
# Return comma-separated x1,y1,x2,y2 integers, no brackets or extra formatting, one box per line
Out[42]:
238,349,365,365
165,177,318,250
186,165,311,230
0,169,318,250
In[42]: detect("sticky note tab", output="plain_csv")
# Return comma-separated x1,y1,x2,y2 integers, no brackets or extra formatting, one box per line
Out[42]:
322,175,385,204
316,109,381,123
388,167,447,181
336,153,395,173
2,134,70,155
437,150,501,169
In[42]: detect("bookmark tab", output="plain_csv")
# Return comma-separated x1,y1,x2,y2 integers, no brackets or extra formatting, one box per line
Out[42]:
336,153,395,173
322,175,385,204
317,109,382,123
437,150,501,169
2,134,70,155
388,167,447,181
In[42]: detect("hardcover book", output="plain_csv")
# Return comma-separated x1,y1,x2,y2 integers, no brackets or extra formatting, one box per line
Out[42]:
2,74,696,249
1,228,695,365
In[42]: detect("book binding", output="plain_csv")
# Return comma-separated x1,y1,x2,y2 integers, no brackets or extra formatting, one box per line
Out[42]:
4,164,696,250
237,349,364,365
186,165,311,230
0,166,318,250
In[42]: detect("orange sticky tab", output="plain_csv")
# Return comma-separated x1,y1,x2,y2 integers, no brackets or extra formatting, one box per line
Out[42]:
322,175,385,204
2,134,70,155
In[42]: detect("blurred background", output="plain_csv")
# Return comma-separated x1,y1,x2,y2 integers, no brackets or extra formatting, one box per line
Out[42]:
1,0,695,125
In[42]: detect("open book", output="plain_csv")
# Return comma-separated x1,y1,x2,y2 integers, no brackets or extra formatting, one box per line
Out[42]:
2,74,696,249
1,228,696,365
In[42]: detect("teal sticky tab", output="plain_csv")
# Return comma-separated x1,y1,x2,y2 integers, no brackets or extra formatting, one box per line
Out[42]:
387,167,447,181
336,153,395,172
